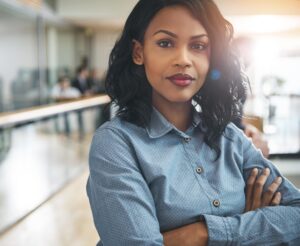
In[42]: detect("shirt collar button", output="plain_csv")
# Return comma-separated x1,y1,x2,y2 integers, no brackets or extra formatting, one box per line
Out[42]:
184,137,191,143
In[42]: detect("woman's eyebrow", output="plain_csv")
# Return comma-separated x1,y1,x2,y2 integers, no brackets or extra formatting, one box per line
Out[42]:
190,34,209,40
153,29,208,40
153,30,177,38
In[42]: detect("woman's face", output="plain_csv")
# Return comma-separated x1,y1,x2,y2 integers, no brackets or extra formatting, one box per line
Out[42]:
132,5,210,109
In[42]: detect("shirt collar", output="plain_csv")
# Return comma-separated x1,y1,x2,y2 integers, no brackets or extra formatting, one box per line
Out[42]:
146,107,202,139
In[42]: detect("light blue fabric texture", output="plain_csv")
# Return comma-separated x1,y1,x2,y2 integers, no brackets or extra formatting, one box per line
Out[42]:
87,108,300,246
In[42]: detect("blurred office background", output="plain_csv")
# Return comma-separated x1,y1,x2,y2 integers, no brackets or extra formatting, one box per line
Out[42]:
0,0,299,245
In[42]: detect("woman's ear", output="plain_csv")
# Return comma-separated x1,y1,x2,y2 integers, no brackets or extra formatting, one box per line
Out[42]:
132,39,144,65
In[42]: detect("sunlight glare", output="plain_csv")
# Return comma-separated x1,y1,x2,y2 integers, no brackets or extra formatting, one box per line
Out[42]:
253,38,279,66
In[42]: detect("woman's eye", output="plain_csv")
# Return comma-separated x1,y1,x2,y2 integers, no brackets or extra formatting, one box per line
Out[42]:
191,43,207,50
157,40,172,48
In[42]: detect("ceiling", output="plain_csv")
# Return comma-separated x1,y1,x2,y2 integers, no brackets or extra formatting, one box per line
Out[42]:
55,0,300,35
1,0,300,35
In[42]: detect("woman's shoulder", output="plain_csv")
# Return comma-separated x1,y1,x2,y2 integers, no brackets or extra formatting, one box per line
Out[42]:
89,116,144,171
225,122,244,133
224,122,247,143
94,116,145,141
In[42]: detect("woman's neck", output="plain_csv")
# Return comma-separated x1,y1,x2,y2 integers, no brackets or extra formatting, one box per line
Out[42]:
153,101,193,132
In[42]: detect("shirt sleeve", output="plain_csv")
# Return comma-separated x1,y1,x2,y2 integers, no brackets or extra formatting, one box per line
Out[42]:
203,128,300,246
86,126,164,246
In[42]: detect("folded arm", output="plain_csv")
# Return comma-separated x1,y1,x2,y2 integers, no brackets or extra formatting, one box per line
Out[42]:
164,127,300,246
163,176,300,246
163,166,283,246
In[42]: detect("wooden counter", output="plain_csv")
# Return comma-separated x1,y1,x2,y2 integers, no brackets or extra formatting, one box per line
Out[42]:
0,95,111,128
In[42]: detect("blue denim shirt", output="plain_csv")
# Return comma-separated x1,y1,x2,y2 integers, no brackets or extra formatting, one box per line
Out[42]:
87,108,300,245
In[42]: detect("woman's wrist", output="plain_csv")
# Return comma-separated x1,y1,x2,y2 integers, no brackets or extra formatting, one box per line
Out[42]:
195,222,208,246
163,221,208,246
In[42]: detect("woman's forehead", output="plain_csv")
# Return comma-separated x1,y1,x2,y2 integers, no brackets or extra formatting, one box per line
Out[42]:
144,5,208,38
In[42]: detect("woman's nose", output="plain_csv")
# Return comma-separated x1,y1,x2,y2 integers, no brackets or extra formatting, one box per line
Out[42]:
173,47,192,68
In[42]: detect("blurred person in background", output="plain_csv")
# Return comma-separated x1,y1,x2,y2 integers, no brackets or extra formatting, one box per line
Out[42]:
71,66,93,137
72,66,93,96
51,76,81,100
88,68,106,94
51,76,81,135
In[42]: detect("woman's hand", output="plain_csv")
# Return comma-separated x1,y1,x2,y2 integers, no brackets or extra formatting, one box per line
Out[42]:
163,222,208,246
245,168,282,212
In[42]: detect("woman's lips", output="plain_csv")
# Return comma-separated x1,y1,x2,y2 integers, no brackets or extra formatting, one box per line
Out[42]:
166,74,195,87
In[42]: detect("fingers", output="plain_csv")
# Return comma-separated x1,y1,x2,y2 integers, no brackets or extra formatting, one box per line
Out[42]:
271,192,282,206
262,176,282,206
245,167,283,212
245,168,258,212
252,168,270,210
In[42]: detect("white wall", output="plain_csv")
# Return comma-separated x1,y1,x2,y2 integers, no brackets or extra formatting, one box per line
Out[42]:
56,0,300,24
57,0,138,22
91,29,120,75
56,30,77,70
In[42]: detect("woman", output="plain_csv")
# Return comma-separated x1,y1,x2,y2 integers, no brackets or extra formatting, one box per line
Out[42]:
87,0,300,245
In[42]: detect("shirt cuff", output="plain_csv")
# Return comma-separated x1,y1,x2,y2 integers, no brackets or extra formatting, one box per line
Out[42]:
202,214,236,246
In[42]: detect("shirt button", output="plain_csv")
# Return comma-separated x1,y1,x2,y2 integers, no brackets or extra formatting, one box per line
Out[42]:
184,137,191,143
196,167,203,174
213,199,220,207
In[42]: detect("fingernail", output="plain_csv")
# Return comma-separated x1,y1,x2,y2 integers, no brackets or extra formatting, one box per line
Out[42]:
264,168,270,175
252,168,258,174
277,177,282,183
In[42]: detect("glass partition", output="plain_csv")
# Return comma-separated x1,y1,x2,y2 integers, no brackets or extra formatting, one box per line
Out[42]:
0,6,39,112
0,3,90,113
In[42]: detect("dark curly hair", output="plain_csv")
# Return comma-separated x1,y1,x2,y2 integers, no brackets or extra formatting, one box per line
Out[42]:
105,0,247,158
